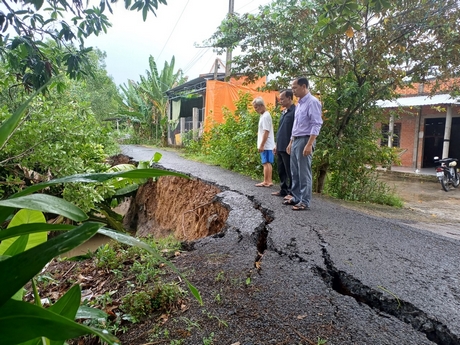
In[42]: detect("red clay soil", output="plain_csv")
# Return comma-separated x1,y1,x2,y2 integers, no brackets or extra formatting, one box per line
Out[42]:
123,176,230,241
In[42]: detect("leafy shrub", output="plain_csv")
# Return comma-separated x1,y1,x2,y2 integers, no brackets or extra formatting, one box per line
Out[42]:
95,243,124,270
184,92,280,180
121,283,185,319
324,170,403,206
0,94,119,211
314,97,401,204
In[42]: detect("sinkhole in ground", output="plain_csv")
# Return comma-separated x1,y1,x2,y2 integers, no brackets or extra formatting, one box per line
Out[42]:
123,175,230,241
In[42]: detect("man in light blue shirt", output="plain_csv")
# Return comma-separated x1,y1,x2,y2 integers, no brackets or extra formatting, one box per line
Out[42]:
285,77,323,210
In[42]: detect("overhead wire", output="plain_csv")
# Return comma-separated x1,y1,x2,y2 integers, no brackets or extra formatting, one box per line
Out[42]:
235,0,257,12
197,51,218,74
183,48,210,73
156,0,191,61
169,0,271,78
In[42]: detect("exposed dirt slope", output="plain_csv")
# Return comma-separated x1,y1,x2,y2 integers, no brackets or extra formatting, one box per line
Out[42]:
123,176,230,241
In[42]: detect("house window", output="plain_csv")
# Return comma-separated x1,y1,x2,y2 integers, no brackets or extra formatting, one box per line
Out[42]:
381,123,401,147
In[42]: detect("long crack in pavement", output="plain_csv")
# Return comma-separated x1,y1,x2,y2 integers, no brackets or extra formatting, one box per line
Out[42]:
223,190,457,345
121,146,459,345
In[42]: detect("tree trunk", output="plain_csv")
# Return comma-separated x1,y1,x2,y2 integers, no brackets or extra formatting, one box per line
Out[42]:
315,162,329,193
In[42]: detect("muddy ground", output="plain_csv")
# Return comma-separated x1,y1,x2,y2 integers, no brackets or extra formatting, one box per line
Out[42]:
332,173,460,239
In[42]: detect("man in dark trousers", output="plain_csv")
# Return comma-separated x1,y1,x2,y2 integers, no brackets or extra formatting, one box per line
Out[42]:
272,89,296,198
285,77,323,210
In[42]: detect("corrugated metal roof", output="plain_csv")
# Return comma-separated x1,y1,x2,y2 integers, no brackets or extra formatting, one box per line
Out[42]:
376,94,460,108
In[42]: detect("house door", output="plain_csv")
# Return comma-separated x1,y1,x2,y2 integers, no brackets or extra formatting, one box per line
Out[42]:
423,118,445,167
449,117,460,159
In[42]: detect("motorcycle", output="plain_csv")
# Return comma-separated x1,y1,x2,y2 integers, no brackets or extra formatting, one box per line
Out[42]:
433,156,460,192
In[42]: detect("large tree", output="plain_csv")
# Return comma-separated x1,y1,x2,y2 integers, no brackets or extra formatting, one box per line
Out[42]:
0,0,167,91
208,0,460,199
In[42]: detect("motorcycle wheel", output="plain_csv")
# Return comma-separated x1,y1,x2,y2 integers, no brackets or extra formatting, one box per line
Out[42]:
440,173,450,192
452,170,460,188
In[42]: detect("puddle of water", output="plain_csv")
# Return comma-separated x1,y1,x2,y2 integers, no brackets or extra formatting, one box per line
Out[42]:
61,234,112,258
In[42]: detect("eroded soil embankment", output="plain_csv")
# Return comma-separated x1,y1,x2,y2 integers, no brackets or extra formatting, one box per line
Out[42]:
123,176,230,241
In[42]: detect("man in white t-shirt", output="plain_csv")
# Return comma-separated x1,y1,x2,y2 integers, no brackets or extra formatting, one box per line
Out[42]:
252,97,275,187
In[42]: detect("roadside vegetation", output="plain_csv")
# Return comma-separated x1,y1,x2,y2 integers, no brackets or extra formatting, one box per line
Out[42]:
1,0,459,344
26,235,188,344
182,93,403,207
0,79,199,344
0,1,198,344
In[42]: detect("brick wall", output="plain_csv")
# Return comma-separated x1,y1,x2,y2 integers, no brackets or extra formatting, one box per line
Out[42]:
397,109,418,167
389,106,460,168
379,79,460,168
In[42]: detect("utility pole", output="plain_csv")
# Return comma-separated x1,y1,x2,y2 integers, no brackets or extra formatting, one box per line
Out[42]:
213,58,219,80
225,0,234,79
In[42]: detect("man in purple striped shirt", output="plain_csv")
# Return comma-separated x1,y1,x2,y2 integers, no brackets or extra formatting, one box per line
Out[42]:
284,77,323,211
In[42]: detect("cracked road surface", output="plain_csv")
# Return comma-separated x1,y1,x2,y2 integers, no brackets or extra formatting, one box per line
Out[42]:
122,145,460,345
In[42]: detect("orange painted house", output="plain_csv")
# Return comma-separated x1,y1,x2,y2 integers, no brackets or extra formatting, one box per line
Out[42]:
166,73,277,145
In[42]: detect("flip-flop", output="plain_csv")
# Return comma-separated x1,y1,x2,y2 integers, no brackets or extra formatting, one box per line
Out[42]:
271,191,284,196
292,203,310,211
283,195,293,200
255,183,273,187
282,199,296,205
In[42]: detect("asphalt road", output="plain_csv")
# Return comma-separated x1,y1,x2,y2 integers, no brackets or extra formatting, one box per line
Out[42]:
121,145,460,345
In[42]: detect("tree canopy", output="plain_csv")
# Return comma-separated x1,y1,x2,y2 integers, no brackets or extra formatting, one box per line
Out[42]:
0,0,167,91
208,0,460,199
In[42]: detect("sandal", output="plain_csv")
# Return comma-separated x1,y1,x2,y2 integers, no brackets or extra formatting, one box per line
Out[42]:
292,203,310,211
271,191,285,196
255,182,273,187
282,199,296,205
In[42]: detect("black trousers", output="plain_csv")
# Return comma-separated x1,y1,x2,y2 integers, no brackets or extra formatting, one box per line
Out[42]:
277,151,292,196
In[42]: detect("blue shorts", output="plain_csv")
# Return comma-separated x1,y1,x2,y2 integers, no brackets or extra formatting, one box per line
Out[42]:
260,150,274,164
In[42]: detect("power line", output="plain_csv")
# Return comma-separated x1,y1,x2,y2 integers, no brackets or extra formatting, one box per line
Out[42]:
235,0,257,12
236,0,270,13
156,0,191,61
183,47,211,74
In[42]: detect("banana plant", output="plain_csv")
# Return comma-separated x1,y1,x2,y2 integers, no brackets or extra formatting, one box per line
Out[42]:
0,81,202,345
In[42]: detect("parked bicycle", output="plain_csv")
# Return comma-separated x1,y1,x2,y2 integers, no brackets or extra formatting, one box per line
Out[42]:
433,156,460,192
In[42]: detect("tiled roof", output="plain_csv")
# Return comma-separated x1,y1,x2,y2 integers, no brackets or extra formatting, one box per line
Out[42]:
376,94,460,108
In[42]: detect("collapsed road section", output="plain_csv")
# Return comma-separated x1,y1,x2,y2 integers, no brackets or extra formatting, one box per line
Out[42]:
123,176,230,241
121,146,460,344
122,172,451,344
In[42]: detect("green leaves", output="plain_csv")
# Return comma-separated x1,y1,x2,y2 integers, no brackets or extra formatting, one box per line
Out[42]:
0,209,47,257
0,81,50,149
0,223,75,243
99,227,203,306
119,55,185,145
0,194,88,222
1,0,168,90
23,0,45,11
0,222,102,307
0,297,119,345
13,169,189,198
0,65,200,344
